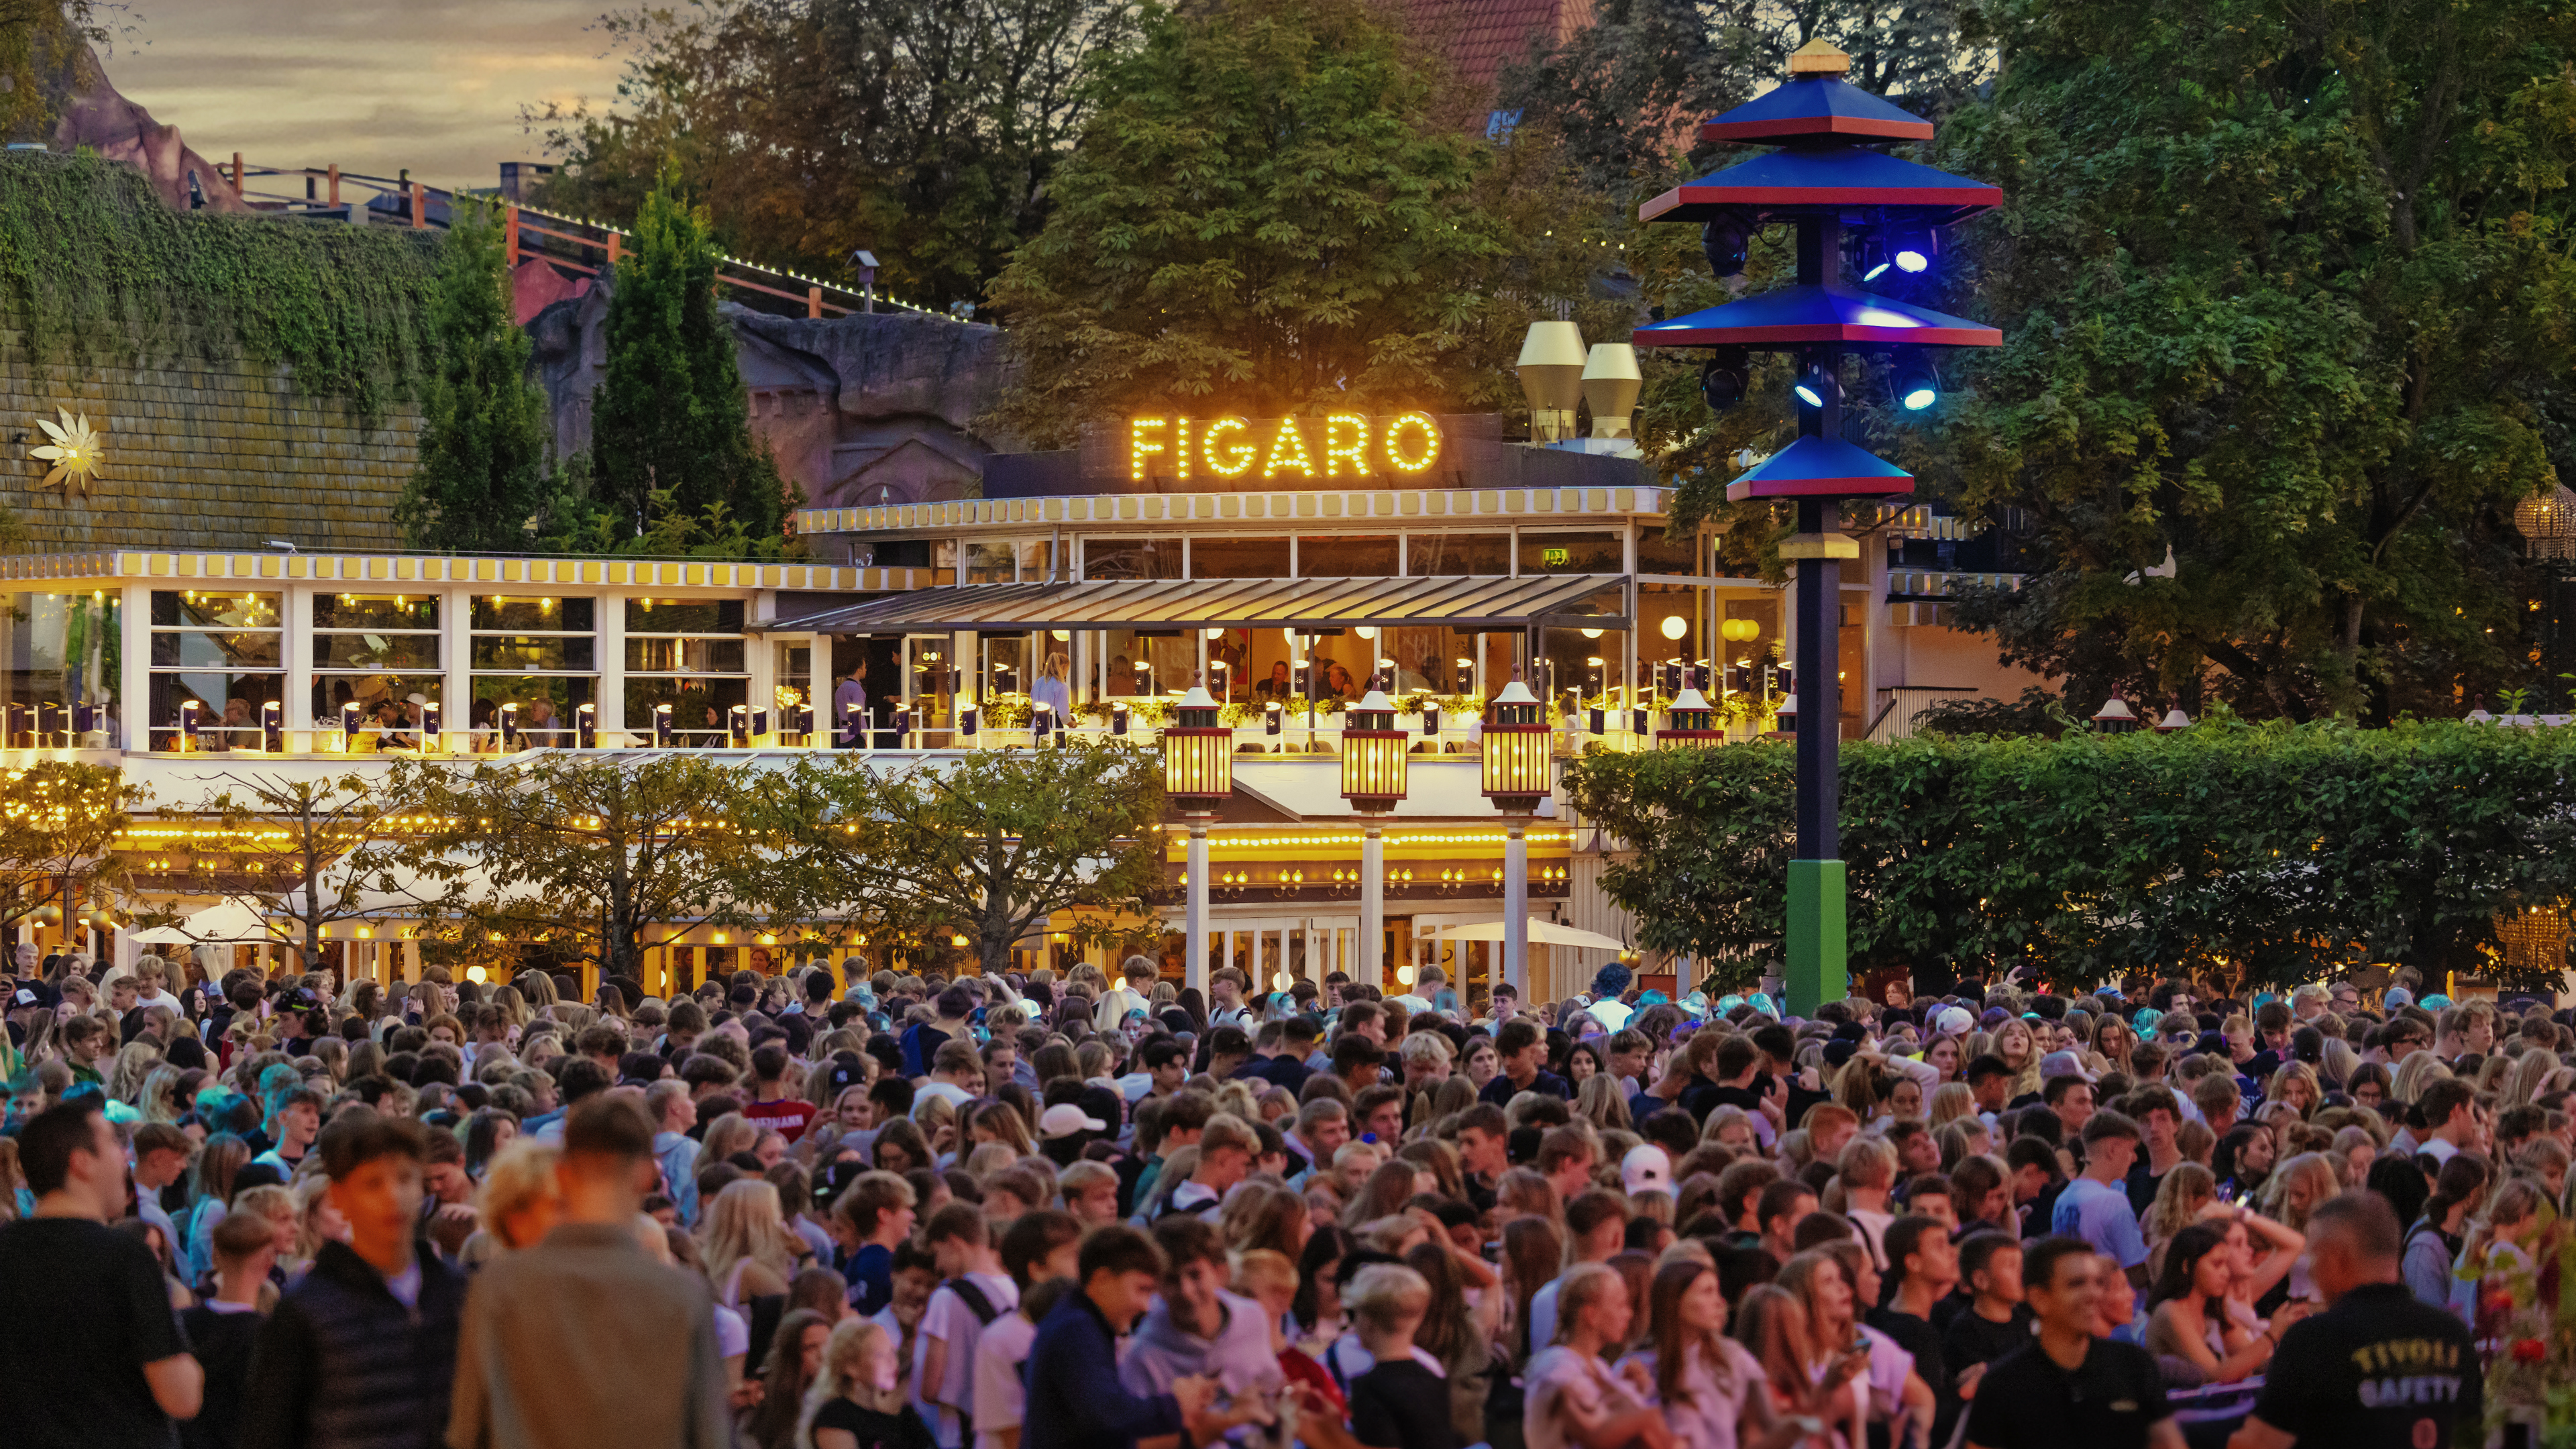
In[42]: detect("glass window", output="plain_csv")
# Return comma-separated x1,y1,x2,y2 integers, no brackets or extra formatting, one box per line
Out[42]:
471,595,596,747
1405,533,1511,576
151,590,281,749
1635,526,1700,575
1189,537,1290,580
311,594,442,730
1083,537,1180,581
625,597,749,741
965,543,1017,585
1017,540,1056,581
0,592,120,746
1518,531,1621,575
1300,535,1396,578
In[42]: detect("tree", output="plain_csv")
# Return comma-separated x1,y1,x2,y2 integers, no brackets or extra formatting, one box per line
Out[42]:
400,754,760,982
0,759,137,935
189,770,441,975
585,162,792,551
983,0,1621,444
738,741,1165,977
395,197,559,552
524,0,1131,311
1927,0,2576,722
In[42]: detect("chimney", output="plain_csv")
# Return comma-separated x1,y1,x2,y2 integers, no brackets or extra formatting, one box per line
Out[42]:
1581,343,1641,439
1516,320,1587,444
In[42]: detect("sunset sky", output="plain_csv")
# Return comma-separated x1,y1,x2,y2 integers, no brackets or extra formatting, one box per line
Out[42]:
101,0,627,193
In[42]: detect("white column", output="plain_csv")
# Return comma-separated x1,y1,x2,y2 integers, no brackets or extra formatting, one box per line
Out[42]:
1503,820,1529,994
1360,819,1385,989
748,627,776,741
596,592,627,747
119,583,150,751
443,583,473,749
807,632,831,745
1185,820,1211,993
282,584,312,750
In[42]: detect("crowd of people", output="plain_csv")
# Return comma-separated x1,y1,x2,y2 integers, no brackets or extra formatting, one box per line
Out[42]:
0,946,2524,1449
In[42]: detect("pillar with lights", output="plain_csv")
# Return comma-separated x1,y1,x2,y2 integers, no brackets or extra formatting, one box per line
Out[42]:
1162,681,1233,991
1631,38,2002,1015
1340,680,1409,989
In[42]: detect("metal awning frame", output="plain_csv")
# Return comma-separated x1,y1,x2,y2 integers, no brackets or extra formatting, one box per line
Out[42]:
784,572,1633,635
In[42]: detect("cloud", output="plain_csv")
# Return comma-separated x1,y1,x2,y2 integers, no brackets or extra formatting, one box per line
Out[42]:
103,0,629,188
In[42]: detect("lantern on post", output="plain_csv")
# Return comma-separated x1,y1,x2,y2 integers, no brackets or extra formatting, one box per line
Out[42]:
1656,678,1726,747
1163,680,1232,993
2092,694,2143,735
500,702,521,751
729,704,751,747
576,702,598,749
653,702,674,748
261,701,284,754
179,699,203,753
420,700,442,751
1482,674,1552,995
1343,682,1410,987
339,700,361,753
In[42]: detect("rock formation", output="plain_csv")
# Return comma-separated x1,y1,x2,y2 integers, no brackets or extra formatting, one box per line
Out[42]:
28,32,250,214
526,275,1025,510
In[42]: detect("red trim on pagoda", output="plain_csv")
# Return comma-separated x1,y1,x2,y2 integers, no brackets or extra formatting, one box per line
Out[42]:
1699,115,1932,142
1642,182,2004,220
1727,474,1917,502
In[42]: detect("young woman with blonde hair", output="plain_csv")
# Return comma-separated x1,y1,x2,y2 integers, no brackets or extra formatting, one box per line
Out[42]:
799,1316,928,1449
701,1178,804,1307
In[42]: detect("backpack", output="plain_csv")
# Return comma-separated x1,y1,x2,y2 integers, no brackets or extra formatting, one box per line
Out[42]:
942,1279,1005,1442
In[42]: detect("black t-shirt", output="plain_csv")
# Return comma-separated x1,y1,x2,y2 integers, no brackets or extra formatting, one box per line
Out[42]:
2023,1181,2066,1240
0,1216,189,1449
1349,1358,1458,1449
175,1306,262,1449
2251,1283,2481,1449
1866,1306,1958,1445
810,1397,934,1449
1963,1338,2169,1449
2122,1162,2165,1216
1943,1305,2036,1379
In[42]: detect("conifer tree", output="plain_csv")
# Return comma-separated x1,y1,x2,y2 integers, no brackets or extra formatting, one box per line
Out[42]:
396,197,555,551
588,162,790,551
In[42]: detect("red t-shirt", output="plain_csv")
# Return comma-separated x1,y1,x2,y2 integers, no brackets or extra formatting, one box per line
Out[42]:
742,1095,818,1142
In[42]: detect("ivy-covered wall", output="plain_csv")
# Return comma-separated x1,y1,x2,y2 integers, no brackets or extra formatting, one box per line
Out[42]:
0,150,440,552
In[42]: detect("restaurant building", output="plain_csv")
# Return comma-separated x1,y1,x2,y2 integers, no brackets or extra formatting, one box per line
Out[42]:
4,332,2041,1002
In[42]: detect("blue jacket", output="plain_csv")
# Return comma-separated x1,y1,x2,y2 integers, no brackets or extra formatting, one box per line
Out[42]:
1022,1290,1184,1449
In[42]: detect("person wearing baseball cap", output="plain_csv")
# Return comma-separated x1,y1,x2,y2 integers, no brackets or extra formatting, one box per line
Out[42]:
1619,1143,1672,1196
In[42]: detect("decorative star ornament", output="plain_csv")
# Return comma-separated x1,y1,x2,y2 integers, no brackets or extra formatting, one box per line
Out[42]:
30,407,104,498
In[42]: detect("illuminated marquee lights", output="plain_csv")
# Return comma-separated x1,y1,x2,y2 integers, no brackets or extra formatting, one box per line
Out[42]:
1128,413,1445,480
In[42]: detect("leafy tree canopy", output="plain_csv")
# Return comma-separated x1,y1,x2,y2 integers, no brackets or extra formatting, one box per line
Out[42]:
525,0,1130,311
397,197,561,553
983,0,1622,445
1930,0,2576,722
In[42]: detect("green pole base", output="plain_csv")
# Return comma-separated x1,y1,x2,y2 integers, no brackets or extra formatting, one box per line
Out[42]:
1786,857,1847,1018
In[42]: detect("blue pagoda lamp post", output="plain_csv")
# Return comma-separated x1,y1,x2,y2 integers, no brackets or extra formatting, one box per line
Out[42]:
1631,38,2002,1015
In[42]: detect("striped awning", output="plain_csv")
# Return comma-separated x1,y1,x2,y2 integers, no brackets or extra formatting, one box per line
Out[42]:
785,573,1629,633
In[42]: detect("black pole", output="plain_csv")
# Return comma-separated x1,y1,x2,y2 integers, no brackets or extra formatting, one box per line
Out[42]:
1796,496,1839,860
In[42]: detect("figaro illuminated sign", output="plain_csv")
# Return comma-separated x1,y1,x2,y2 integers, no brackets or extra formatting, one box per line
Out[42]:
1127,413,1443,482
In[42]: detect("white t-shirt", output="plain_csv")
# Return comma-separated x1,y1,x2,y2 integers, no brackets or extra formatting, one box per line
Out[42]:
917,1271,1018,1449
1847,1208,1895,1271
1525,1344,1643,1449
969,1311,1039,1449
1527,1276,1566,1356
916,1081,977,1114
2421,1136,2461,1166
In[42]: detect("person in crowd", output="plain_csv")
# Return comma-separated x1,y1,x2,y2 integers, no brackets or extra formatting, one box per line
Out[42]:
1963,1236,2178,1449
447,1095,731,1449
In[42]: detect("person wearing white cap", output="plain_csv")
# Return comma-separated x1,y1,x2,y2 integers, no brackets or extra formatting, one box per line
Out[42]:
1619,1144,1670,1197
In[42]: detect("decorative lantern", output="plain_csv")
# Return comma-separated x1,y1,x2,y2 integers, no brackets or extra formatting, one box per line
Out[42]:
1774,689,1797,736
576,702,597,749
500,702,521,750
957,697,978,739
1657,682,1725,747
1163,684,1233,809
34,701,58,746
339,699,360,751
1481,676,1552,813
2093,693,2142,735
751,706,769,739
1341,686,1409,810
2155,702,2190,734
842,700,864,747
1422,700,1441,738
1112,702,1130,737
6,702,27,747
1032,701,1055,743
654,702,674,748
730,704,751,747
420,700,442,751
1263,700,1283,737
261,701,283,753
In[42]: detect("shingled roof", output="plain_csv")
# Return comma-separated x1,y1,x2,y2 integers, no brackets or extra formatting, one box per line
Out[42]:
1401,0,1594,98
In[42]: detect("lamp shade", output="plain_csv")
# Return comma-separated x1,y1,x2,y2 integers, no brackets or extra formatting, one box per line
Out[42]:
1164,684,1232,808
1658,684,1725,747
1342,688,1408,809
1482,677,1552,811
2092,693,2142,735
